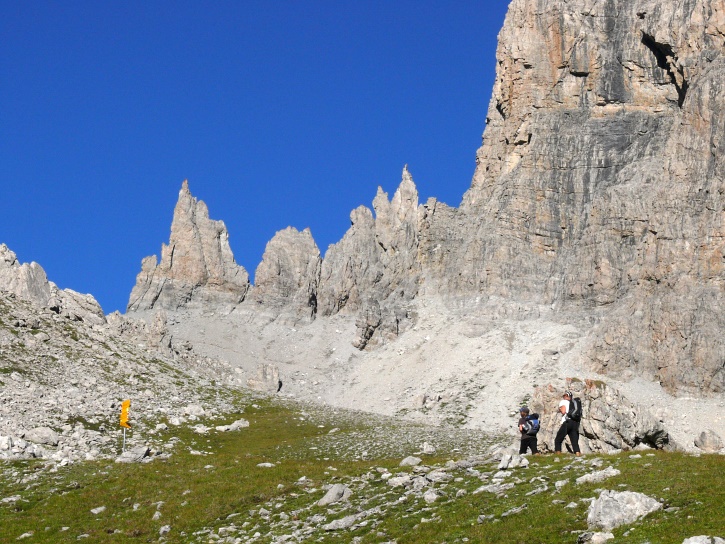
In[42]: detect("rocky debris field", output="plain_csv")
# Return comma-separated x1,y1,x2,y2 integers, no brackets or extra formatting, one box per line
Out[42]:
1,377,723,543
188,447,717,543
0,290,247,464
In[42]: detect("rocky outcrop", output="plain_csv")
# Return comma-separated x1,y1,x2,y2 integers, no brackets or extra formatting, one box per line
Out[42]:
127,181,250,312
251,227,321,323
0,244,52,306
48,286,106,326
531,380,669,453
123,1,724,396
415,0,725,394
0,244,106,325
0,285,243,463
318,167,420,348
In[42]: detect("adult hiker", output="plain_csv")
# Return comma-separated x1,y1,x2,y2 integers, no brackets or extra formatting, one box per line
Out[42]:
518,406,539,455
554,391,581,456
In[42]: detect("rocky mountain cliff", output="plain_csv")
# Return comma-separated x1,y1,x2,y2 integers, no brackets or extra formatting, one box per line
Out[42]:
452,0,725,395
1,0,724,460
128,0,724,396
127,180,250,312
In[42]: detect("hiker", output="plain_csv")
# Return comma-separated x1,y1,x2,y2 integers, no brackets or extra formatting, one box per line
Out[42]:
554,391,581,456
518,406,539,454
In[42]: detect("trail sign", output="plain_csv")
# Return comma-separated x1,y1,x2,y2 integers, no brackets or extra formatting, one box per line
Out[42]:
120,399,131,428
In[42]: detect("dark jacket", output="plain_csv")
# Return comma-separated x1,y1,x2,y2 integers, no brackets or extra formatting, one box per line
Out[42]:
518,413,540,436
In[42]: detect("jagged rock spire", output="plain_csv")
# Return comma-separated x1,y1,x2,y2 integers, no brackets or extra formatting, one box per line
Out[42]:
251,226,322,323
127,181,249,312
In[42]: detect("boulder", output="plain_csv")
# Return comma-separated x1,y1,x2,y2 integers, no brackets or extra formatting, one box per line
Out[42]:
694,430,723,453
577,533,615,544
23,427,59,446
228,418,250,431
183,404,205,417
115,445,150,464
531,381,669,453
587,490,662,530
317,484,351,506
247,363,281,393
323,514,357,531
400,456,422,467
576,467,621,485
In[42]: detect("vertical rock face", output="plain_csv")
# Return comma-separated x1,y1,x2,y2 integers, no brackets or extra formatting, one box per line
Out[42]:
125,0,723,394
127,181,250,311
420,0,724,393
251,226,321,322
0,244,52,306
0,244,105,324
318,167,420,348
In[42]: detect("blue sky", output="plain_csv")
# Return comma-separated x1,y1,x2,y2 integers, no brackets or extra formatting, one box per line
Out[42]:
1,1,510,314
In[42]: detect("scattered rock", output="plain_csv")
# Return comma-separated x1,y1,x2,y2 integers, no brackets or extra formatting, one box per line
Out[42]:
115,445,150,464
576,467,621,485
694,431,723,453
323,514,358,531
400,456,422,467
423,489,443,504
587,490,662,530
23,427,59,446
421,442,436,455
577,532,615,543
317,484,351,506
184,404,205,417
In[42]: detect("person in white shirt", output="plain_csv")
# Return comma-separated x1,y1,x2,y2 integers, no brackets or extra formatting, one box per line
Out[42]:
554,391,581,456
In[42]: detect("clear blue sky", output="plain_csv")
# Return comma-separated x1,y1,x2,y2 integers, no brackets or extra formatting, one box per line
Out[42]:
1,1,510,314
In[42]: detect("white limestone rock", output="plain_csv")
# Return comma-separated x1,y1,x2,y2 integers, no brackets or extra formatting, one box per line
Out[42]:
317,484,351,506
127,181,250,312
115,445,150,464
576,467,621,485
400,456,422,467
23,427,59,446
587,490,662,530
694,430,724,453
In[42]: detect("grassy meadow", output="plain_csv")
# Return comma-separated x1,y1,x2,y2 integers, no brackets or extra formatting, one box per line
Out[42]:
0,394,723,543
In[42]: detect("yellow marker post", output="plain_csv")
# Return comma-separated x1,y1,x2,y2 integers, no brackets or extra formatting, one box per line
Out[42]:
120,399,131,452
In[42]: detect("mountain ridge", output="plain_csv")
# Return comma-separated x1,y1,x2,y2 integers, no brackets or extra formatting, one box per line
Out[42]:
1,0,724,462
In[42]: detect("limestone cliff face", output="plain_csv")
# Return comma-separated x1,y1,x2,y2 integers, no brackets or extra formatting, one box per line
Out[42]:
127,181,250,311
127,0,724,394
251,227,321,323
318,167,420,348
0,244,52,306
0,244,106,325
417,0,724,393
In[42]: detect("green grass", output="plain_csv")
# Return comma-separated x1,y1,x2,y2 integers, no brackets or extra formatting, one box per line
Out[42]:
370,453,725,544
0,401,381,542
0,398,723,543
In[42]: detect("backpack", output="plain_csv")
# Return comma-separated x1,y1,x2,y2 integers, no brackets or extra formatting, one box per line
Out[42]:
567,397,583,422
523,414,540,436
